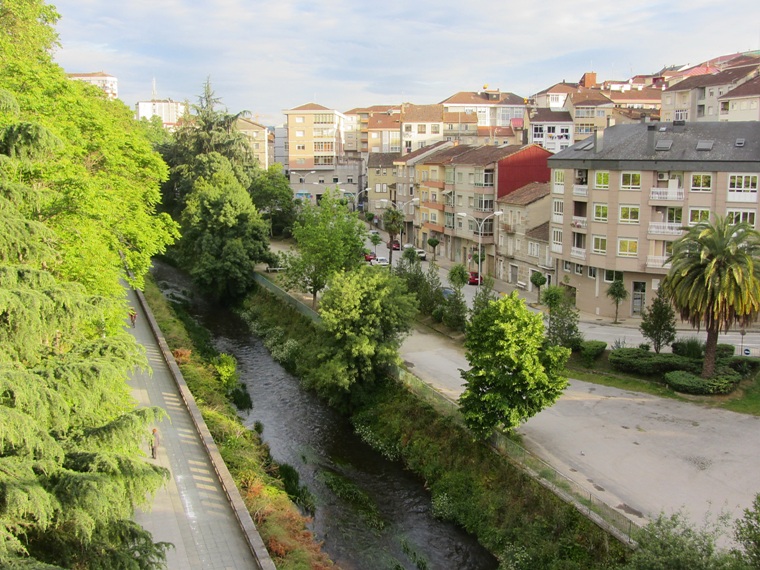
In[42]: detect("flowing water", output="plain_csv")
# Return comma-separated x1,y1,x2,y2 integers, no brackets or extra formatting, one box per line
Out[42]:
151,262,498,570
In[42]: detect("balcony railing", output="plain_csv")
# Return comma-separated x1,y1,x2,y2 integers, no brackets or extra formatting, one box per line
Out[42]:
552,213,564,224
647,255,672,269
551,243,563,253
648,222,684,235
571,247,586,259
571,216,587,229
727,191,758,203
553,183,565,194
573,185,588,197
649,188,684,201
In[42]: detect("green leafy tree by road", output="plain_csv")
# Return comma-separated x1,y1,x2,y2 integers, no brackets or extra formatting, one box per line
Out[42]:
530,271,547,301
662,216,760,377
607,279,629,324
427,236,440,261
285,190,366,307
736,493,760,568
382,206,404,265
310,264,417,408
542,285,583,350
444,263,469,331
459,292,570,440
370,231,383,255
249,163,296,237
471,274,498,319
639,287,677,354
178,167,272,302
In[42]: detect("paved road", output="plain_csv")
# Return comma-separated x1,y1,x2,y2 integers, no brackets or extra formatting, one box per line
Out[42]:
126,288,262,570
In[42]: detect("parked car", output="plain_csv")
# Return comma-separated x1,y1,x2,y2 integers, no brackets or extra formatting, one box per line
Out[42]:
372,256,390,267
441,287,455,300
388,240,400,250
369,229,380,236
415,248,427,261
364,250,376,262
468,271,482,285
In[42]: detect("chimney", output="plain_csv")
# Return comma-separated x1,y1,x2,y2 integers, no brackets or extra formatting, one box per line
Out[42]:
593,128,604,153
647,124,657,153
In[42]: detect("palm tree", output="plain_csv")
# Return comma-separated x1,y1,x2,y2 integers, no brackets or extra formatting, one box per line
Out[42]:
383,207,404,266
662,215,760,377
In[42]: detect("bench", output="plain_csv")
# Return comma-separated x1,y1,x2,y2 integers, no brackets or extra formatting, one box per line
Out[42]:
266,266,284,273
516,281,527,290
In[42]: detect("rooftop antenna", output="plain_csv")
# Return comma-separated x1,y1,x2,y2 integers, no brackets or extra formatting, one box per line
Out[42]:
151,78,158,100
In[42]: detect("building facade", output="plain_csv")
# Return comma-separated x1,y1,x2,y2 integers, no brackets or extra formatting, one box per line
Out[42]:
548,121,760,319
67,71,118,99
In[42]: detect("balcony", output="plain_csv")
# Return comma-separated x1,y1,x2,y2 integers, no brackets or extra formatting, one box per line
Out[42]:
552,213,564,224
553,183,565,194
648,222,684,235
551,243,563,254
570,216,587,229
647,255,672,269
571,247,586,259
650,188,684,201
727,191,757,203
423,221,444,233
503,224,516,233
572,185,588,197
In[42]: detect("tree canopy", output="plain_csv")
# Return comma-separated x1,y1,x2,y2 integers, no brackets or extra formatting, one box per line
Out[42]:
459,292,570,439
663,216,760,377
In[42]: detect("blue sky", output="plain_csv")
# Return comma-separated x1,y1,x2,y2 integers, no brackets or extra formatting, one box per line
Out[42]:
50,0,760,126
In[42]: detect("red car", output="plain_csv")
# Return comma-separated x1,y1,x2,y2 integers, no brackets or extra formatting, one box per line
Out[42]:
468,271,482,285
388,240,400,250
364,251,376,262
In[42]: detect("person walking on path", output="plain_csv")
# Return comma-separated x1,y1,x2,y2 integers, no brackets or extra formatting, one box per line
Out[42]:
129,308,137,328
149,428,159,459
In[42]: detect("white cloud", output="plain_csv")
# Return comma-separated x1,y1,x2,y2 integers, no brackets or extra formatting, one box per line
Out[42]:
51,0,760,124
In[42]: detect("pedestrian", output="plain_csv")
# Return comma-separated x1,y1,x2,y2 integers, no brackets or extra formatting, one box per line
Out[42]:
129,308,137,328
149,428,159,459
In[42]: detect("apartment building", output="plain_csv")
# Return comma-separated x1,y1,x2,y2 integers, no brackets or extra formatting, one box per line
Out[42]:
496,182,553,290
567,90,615,140
236,117,271,168
718,76,760,121
343,105,400,155
67,71,118,99
365,152,399,220
135,98,187,129
547,121,760,319
284,103,360,203
525,108,574,152
661,60,760,122
440,88,526,127
399,104,445,154
367,113,402,153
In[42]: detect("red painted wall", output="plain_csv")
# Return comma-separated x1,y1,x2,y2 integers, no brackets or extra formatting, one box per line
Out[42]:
497,145,552,198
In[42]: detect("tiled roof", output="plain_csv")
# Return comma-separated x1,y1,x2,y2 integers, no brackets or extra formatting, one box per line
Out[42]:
289,102,331,111
368,114,401,129
526,221,550,241
534,82,580,96
550,121,760,165
440,90,525,106
601,87,663,103
400,103,444,123
445,144,524,166
498,182,549,206
569,91,614,106
530,109,573,123
719,75,760,99
416,144,476,165
367,152,401,168
344,105,399,115
664,64,759,91
67,71,115,78
394,140,454,164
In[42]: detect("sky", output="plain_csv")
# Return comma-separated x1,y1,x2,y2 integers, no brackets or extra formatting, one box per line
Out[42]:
50,0,760,126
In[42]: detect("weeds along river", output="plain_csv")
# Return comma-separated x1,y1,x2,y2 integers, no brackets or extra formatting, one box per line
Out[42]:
151,261,498,570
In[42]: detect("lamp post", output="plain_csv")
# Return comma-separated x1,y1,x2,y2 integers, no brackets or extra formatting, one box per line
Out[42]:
457,210,503,292
340,187,369,212
292,170,316,202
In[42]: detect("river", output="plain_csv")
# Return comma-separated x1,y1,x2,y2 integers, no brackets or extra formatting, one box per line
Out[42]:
151,262,498,570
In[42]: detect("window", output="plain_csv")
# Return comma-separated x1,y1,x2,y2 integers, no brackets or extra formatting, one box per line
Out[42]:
691,174,712,192
404,124,412,133
295,130,305,137
554,170,565,184
727,209,756,226
575,264,584,275
674,109,688,121
332,177,339,183
431,124,440,134
533,125,545,138
588,266,597,279
553,199,564,216
575,108,595,118
621,172,641,190
595,171,609,189
314,141,334,151
528,242,540,257
417,124,427,134
563,260,572,272
592,235,607,254
576,123,594,134
552,228,563,246
604,270,623,282
296,144,305,150
689,208,710,225
619,205,640,224
618,238,639,257
314,114,332,124
593,203,608,222
729,175,758,192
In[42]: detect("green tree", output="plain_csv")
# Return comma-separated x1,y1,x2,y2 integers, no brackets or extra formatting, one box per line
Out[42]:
639,287,677,354
370,232,383,255
249,163,296,237
459,292,570,439
607,279,629,324
530,271,547,302
443,263,469,331
427,236,440,261
471,274,498,319
662,216,760,378
543,285,583,350
383,206,404,266
178,167,272,302
285,190,366,307
736,494,760,568
310,264,417,407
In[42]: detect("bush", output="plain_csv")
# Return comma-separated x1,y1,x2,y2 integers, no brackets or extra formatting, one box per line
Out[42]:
715,343,735,359
664,369,741,395
725,356,760,378
672,337,705,359
579,340,607,368
638,343,651,352
608,348,700,376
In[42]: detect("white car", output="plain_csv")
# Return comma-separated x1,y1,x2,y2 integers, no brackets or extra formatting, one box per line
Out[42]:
372,256,390,267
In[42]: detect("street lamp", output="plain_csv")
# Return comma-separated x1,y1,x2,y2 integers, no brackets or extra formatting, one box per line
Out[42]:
339,187,370,212
292,170,316,201
457,210,503,292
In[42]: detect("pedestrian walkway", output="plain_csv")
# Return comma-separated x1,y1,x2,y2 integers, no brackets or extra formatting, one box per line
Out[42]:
126,287,272,570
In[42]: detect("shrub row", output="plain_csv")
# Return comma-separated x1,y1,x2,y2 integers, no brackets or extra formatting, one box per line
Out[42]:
664,369,742,395
579,340,607,367
608,348,701,376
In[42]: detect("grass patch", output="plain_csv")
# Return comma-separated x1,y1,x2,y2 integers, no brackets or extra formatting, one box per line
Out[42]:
318,471,385,531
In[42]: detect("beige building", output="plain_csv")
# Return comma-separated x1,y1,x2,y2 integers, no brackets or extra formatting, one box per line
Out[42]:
399,103,445,154
440,88,526,127
548,121,760,319
718,75,760,121
496,183,554,291
566,90,615,141
236,117,271,168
